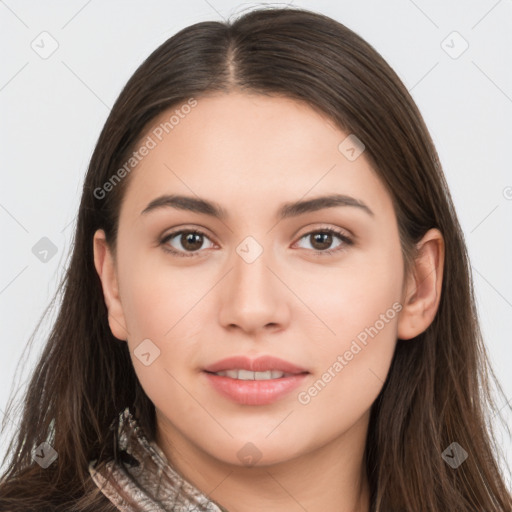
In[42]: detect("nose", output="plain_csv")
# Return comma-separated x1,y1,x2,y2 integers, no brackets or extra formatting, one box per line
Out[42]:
218,239,290,335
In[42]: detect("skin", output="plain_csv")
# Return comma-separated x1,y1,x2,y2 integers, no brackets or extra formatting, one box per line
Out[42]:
94,91,444,512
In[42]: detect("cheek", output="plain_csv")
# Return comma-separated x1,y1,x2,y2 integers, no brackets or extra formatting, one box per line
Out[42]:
117,260,205,413
297,236,403,349
117,238,208,338
294,236,403,407
116,246,211,387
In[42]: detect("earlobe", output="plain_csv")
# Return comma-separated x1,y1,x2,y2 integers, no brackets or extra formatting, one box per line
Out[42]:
397,228,445,340
93,229,129,341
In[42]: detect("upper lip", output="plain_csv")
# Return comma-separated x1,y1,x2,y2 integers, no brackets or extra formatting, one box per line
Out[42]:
203,355,309,374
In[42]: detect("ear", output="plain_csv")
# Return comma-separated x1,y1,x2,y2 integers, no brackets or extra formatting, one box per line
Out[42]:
397,228,445,340
93,229,129,341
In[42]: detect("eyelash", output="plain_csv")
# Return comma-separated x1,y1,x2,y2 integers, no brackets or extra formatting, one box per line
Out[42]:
159,227,353,258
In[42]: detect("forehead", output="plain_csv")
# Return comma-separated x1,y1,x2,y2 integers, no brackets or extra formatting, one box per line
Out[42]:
118,92,392,222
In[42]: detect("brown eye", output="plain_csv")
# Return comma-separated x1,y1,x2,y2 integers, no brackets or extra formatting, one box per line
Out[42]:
161,230,214,257
296,228,353,256
160,227,353,258
180,232,204,251
310,232,334,251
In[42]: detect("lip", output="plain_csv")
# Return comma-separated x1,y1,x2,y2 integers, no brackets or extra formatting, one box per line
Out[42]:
203,355,308,374
203,372,309,405
202,355,309,406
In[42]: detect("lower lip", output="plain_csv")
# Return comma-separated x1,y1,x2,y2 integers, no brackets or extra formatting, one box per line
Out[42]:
203,371,309,405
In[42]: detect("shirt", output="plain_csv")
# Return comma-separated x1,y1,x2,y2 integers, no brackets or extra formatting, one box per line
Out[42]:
88,407,229,512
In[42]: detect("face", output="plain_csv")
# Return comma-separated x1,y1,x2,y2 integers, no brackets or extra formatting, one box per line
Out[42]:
95,91,411,469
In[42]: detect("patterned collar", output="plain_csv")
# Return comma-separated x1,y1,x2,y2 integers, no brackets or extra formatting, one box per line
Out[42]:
88,407,229,512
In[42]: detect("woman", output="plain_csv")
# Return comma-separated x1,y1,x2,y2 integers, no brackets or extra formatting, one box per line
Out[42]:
0,6,510,512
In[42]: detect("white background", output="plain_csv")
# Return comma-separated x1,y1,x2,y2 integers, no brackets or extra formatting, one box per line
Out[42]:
1,0,511,484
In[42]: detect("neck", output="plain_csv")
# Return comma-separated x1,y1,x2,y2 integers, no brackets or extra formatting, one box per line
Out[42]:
155,410,372,512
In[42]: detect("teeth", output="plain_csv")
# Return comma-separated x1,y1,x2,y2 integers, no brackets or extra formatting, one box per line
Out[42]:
214,369,288,380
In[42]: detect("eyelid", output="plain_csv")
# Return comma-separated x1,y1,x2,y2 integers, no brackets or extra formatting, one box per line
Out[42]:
293,223,354,241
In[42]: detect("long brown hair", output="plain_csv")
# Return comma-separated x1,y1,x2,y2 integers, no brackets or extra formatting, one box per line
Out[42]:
1,6,510,511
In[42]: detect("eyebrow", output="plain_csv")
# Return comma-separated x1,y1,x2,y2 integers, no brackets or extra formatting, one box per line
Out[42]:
140,193,374,220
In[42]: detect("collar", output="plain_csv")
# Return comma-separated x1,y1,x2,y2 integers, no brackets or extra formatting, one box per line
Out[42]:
88,407,229,512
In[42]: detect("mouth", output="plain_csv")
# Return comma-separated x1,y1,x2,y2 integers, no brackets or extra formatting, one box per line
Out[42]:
204,369,302,380
202,355,310,405
203,354,309,375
